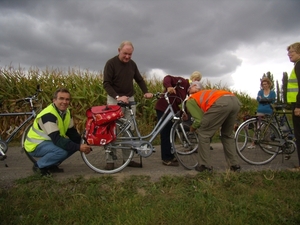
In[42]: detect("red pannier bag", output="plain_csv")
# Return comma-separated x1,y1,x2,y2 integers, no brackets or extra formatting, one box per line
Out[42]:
84,105,124,145
86,105,124,125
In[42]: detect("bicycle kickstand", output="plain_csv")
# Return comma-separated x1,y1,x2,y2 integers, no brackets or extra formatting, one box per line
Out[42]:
139,156,143,167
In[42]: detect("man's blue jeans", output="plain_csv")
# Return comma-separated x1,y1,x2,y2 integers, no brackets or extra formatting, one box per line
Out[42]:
29,141,77,168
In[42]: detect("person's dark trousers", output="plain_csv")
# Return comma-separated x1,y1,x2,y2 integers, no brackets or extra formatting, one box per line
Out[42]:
156,109,175,161
292,103,300,166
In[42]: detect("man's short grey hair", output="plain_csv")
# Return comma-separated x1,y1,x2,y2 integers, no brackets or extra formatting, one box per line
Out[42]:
119,41,134,50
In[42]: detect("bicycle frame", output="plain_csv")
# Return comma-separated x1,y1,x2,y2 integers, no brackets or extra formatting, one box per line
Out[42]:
0,85,42,166
261,107,294,142
113,93,181,149
0,111,37,144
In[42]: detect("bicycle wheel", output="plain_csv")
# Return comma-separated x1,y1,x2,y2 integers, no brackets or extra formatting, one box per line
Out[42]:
235,118,280,165
81,120,135,174
171,121,198,169
21,123,37,164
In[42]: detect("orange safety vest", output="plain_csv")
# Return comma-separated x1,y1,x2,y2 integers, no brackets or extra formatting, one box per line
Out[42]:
189,90,234,112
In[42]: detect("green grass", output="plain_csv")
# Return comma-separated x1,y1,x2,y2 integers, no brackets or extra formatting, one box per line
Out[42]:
1,171,300,225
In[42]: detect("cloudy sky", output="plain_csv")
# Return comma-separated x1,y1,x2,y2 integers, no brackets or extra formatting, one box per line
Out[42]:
1,0,299,98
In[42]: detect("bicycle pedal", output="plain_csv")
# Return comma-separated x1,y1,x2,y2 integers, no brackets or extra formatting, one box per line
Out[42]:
284,155,291,160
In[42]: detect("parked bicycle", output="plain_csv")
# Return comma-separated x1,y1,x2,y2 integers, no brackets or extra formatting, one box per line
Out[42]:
235,99,296,165
0,85,43,166
81,81,199,174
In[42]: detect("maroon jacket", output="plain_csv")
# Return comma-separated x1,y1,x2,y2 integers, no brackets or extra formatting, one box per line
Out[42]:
155,75,190,113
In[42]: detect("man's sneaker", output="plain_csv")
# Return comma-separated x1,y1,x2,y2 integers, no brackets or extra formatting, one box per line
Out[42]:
195,164,212,172
104,163,114,170
230,165,241,172
127,160,142,168
162,159,179,166
32,163,51,177
47,165,64,173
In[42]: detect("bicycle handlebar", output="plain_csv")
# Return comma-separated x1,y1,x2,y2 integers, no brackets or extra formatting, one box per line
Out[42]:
259,98,273,104
259,98,288,111
16,85,42,105
154,79,185,99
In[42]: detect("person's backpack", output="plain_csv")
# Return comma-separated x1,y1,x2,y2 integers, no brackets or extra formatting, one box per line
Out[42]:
84,105,123,145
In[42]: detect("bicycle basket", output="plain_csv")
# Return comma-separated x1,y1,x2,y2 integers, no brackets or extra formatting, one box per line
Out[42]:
86,105,123,125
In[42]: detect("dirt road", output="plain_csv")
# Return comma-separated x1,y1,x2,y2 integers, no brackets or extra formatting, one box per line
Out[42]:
0,143,298,187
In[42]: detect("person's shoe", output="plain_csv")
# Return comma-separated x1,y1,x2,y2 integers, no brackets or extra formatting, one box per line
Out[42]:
230,165,241,172
195,165,212,172
32,163,51,177
104,163,114,170
210,146,213,150
247,145,256,149
126,161,142,168
172,158,178,163
47,165,64,173
266,145,272,149
162,160,179,166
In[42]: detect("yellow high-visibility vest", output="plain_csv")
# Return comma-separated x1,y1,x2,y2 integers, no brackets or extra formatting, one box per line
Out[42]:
287,62,299,103
24,104,71,152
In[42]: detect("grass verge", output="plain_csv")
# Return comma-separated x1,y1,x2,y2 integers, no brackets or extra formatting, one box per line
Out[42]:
1,171,300,225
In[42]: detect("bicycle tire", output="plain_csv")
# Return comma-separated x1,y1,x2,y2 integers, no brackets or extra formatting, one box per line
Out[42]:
21,123,37,164
171,121,198,169
81,120,134,174
235,118,280,165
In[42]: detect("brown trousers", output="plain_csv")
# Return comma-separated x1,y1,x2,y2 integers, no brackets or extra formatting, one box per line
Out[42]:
197,96,241,167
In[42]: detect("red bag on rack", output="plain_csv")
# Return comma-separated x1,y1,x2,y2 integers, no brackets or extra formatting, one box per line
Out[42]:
84,105,123,145
86,105,123,125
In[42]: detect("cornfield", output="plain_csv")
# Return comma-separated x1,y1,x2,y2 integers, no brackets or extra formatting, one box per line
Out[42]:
0,66,257,143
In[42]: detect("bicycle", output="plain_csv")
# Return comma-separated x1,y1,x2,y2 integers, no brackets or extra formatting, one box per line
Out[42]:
0,85,43,166
235,99,296,165
81,81,199,174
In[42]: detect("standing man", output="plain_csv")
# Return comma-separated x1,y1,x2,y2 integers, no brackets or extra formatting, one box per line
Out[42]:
287,42,300,171
24,88,91,176
103,41,153,169
186,81,241,172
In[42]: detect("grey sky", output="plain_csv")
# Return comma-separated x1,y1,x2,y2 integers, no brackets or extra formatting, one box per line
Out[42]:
0,0,299,96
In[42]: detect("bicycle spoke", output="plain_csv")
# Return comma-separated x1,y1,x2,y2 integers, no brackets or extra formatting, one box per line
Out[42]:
171,121,198,169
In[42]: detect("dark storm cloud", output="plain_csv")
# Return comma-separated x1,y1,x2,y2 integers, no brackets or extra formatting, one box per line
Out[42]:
0,0,299,85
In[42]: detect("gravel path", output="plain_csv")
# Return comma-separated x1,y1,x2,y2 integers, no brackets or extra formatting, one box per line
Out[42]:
0,143,298,187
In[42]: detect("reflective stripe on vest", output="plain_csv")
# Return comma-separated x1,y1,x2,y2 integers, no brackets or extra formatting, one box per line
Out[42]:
190,90,234,112
287,66,298,103
25,125,51,145
24,104,71,152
